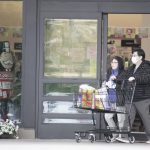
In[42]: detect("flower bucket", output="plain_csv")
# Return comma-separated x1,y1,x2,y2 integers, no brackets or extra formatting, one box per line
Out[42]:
0,133,16,139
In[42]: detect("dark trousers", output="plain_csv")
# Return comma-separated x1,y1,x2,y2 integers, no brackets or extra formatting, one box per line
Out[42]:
126,99,150,140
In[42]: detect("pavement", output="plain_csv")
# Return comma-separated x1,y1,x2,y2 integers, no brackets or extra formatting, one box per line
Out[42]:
0,139,149,150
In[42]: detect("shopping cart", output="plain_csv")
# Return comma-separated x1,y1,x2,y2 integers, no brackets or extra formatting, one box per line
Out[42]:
74,80,136,143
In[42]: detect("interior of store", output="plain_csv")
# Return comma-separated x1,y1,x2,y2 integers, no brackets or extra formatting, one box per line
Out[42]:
108,14,150,70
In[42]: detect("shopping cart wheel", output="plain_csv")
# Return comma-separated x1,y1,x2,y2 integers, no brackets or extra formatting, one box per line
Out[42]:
104,134,111,143
128,135,135,144
88,133,96,143
75,133,81,143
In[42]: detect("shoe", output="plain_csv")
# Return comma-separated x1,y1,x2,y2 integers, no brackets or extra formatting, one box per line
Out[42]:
110,137,117,143
116,137,129,143
146,140,150,144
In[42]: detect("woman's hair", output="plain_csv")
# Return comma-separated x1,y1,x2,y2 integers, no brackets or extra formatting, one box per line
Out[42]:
111,56,124,72
106,56,124,81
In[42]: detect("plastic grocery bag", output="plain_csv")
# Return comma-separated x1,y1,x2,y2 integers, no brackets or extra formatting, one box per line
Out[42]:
98,81,111,110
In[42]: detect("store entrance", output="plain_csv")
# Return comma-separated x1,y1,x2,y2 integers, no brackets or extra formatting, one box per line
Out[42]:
36,11,150,139
107,14,150,135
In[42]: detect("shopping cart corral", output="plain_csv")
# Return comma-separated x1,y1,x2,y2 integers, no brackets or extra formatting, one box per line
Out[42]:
74,80,136,143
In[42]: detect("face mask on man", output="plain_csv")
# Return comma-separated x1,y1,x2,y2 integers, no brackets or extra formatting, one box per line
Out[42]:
131,56,141,64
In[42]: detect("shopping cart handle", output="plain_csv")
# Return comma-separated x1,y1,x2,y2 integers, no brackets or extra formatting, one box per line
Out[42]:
116,79,136,90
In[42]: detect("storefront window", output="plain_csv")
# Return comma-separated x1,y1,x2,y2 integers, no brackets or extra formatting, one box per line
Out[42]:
44,19,97,78
0,1,22,123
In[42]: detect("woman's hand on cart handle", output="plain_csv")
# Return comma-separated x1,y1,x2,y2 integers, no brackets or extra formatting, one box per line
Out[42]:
128,77,135,82
110,75,116,81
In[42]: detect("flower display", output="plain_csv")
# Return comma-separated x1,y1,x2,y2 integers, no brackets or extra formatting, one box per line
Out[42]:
0,119,19,139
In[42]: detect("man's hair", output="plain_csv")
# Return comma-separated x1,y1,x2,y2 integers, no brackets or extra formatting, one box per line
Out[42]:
132,48,145,60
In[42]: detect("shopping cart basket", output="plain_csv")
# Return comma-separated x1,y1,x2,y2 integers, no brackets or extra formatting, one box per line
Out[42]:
74,80,136,143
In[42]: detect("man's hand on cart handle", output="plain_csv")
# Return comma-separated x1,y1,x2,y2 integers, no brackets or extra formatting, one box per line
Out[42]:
128,77,135,82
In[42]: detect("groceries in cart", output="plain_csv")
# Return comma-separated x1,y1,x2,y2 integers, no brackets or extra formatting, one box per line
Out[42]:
77,84,95,108
76,83,113,110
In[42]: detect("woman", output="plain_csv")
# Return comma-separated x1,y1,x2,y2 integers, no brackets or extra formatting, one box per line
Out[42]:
104,56,126,142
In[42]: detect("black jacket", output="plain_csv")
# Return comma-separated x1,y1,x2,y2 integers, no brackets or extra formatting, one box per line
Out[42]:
116,60,150,102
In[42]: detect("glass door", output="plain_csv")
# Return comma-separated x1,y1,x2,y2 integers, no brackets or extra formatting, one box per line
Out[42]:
36,14,102,139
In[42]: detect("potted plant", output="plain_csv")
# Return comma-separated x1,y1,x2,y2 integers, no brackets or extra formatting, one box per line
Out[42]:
0,119,19,139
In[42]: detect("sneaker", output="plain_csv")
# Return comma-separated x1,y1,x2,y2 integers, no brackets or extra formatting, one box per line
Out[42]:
110,137,117,143
146,140,150,144
116,137,129,143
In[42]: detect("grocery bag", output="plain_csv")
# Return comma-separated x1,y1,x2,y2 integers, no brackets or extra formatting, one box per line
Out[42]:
98,82,110,110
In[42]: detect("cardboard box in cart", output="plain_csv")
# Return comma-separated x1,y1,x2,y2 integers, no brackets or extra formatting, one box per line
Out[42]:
95,90,104,110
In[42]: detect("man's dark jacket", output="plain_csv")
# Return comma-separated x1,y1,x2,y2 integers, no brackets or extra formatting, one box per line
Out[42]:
116,60,150,103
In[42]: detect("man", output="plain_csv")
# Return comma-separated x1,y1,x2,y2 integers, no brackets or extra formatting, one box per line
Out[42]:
117,48,150,143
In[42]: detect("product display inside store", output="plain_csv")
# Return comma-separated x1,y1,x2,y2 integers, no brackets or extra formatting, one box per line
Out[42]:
107,14,150,70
